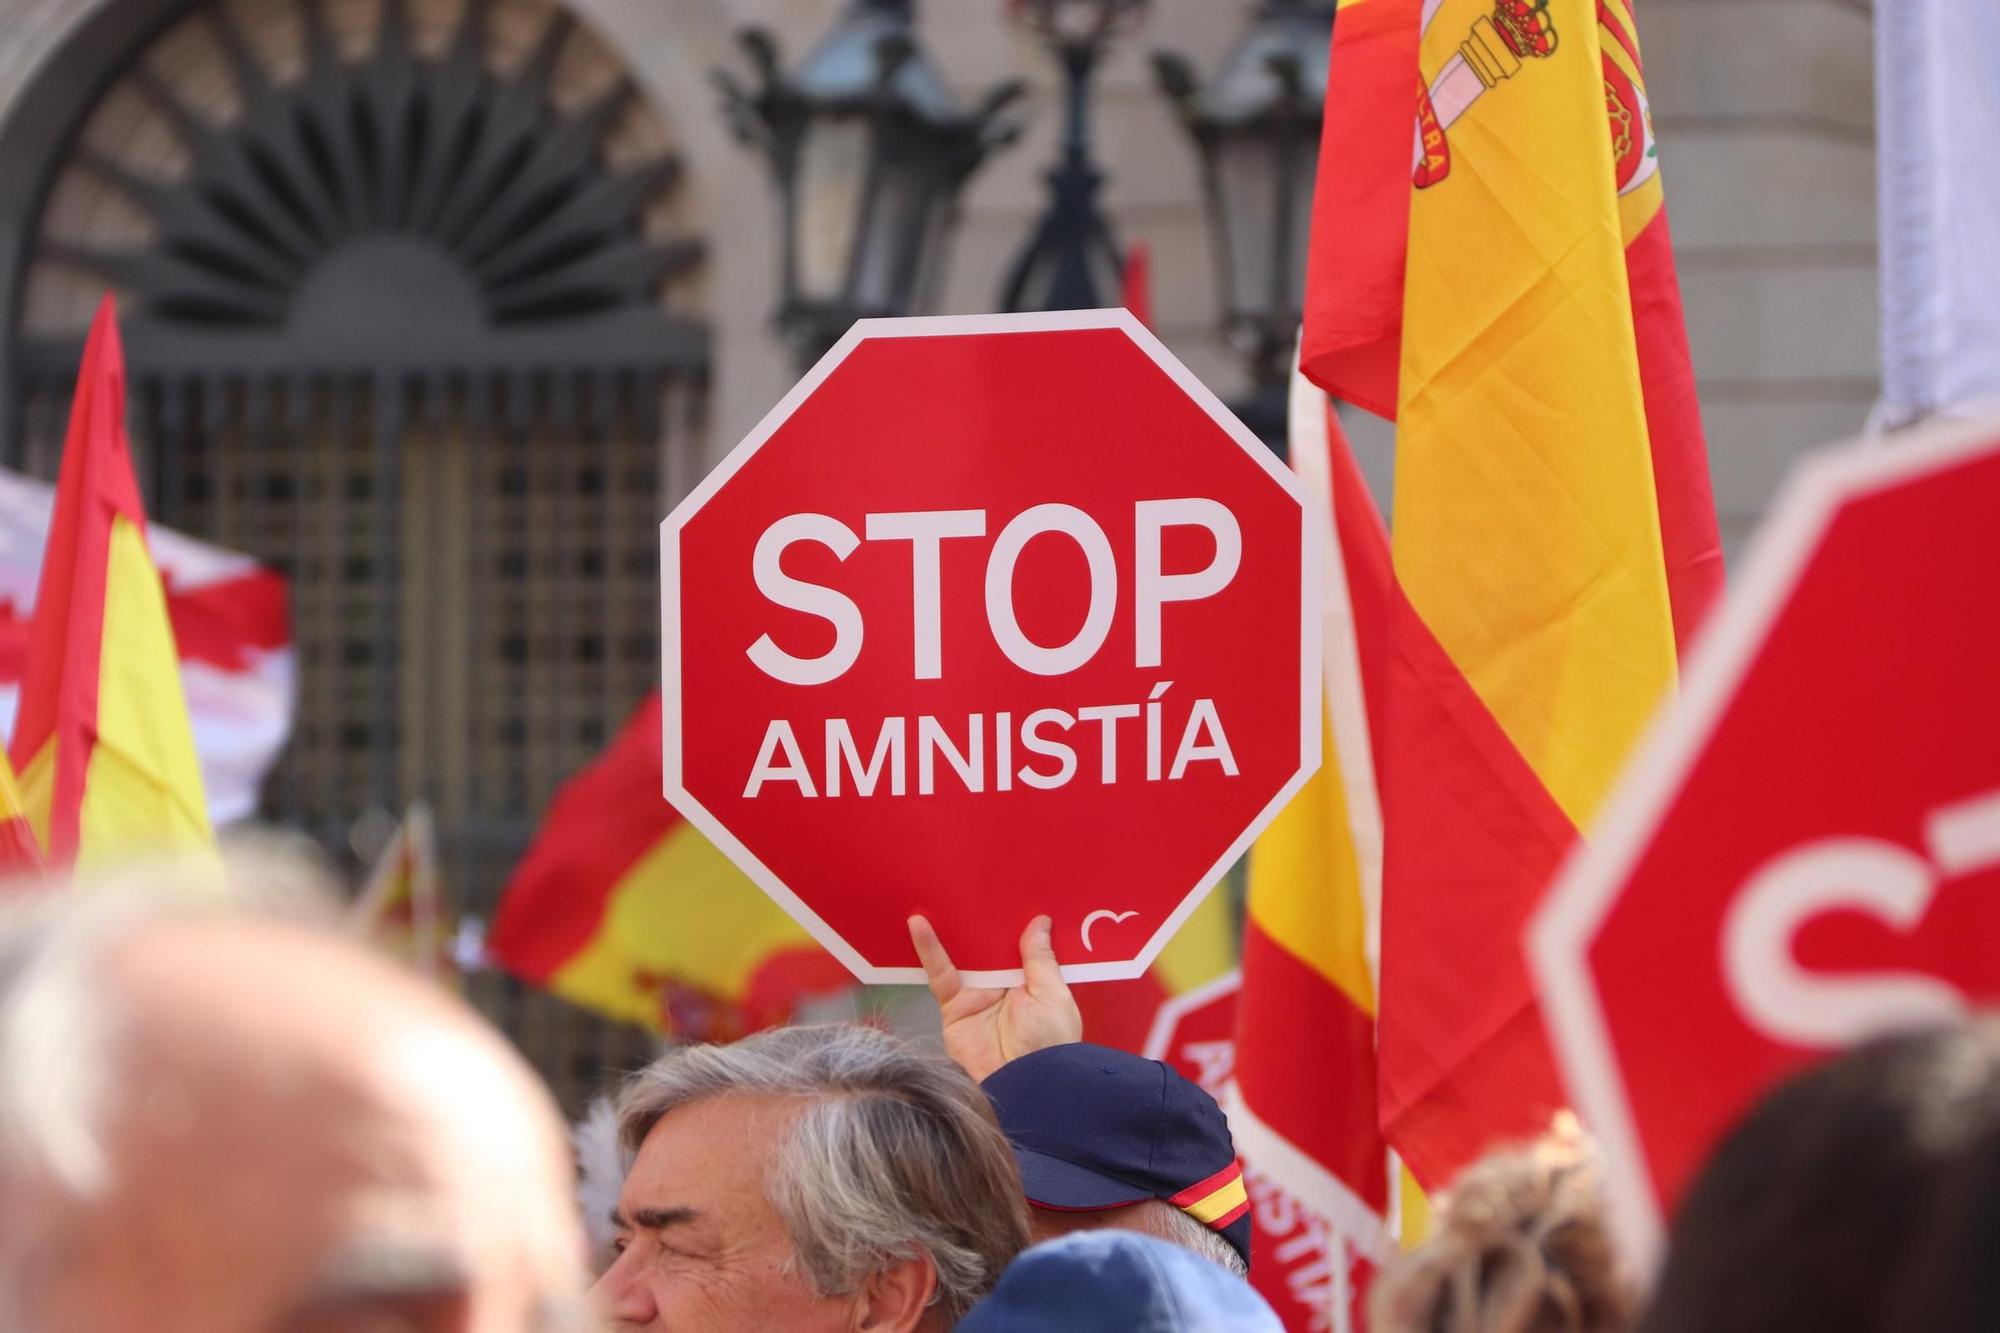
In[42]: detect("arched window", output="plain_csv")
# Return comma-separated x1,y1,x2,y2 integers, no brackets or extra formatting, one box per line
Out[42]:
5,0,709,1103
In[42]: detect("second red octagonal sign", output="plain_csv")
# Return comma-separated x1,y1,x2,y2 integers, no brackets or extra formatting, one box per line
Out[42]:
662,311,1320,984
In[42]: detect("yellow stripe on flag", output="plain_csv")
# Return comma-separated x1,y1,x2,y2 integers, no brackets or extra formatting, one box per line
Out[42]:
1397,0,1676,829
1246,709,1376,1017
16,741,54,855
0,741,42,868
77,515,211,861
1399,1162,1434,1249
1150,881,1239,998
549,821,817,1030
0,748,30,832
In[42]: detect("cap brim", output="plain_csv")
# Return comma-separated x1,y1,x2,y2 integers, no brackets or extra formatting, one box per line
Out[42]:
1012,1145,1156,1212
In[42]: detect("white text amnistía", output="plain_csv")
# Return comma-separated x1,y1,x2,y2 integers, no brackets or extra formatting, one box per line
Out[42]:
739,500,1245,799
744,686,1238,798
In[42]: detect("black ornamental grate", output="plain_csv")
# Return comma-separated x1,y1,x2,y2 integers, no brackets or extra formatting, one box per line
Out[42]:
5,0,712,1109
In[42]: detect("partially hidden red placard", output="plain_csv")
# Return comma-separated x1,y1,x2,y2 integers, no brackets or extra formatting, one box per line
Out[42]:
1146,974,1378,1331
1533,417,2000,1265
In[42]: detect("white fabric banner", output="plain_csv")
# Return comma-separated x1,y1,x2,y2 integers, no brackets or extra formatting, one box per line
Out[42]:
0,469,294,825
1877,0,2000,427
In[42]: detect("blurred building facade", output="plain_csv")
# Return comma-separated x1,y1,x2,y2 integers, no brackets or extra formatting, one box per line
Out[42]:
0,0,1876,1102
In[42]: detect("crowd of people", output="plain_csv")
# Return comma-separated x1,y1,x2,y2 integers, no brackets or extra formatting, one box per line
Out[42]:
2,850,1996,1332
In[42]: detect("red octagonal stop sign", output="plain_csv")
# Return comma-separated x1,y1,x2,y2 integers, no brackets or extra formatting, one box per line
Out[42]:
663,311,1319,985
1532,418,2000,1265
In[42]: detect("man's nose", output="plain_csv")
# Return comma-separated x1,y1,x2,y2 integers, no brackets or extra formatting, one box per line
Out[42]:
588,1250,658,1325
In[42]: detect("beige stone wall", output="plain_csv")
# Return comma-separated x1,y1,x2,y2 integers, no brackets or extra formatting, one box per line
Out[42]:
0,0,1884,547
1645,0,1878,556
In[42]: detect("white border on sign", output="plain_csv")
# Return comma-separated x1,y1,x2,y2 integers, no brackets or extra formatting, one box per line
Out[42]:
661,308,1323,988
1528,414,2000,1272
1221,1082,1396,1264
1133,966,1397,1263
1140,967,1243,1062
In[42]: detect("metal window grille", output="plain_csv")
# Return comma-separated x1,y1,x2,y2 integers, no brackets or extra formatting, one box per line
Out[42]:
6,0,713,1110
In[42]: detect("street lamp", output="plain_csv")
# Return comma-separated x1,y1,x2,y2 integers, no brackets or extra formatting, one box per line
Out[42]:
717,0,1025,368
999,0,1150,312
1155,1,1333,446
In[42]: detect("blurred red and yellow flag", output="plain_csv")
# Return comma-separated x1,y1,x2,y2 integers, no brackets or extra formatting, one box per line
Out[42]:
0,746,41,873
489,694,852,1039
351,804,453,982
1234,375,1403,1330
9,297,211,865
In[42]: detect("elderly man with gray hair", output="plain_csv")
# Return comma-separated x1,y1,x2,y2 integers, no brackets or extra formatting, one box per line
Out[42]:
591,1023,1030,1331
0,855,590,1333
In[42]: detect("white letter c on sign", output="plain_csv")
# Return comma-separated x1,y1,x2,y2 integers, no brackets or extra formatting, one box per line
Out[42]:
1722,837,1965,1049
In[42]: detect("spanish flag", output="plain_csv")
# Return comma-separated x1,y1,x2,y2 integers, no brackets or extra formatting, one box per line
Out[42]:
489,693,852,1038
10,297,210,865
0,748,42,873
350,804,452,983
1248,0,1721,1196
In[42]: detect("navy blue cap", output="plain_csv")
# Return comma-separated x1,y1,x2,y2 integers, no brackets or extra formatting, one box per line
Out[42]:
958,1232,1282,1332
983,1043,1252,1269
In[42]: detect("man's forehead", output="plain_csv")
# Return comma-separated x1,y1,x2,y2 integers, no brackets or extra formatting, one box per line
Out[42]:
621,1092,806,1210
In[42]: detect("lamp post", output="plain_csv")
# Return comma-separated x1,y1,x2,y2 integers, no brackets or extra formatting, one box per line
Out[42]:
999,0,1149,312
1155,0,1333,450
717,0,1024,369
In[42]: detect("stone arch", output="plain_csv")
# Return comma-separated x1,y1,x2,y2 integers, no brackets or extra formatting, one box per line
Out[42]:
0,0,730,1102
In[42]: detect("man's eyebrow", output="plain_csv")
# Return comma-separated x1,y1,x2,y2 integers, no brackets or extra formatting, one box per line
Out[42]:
620,1205,699,1231
282,1240,469,1316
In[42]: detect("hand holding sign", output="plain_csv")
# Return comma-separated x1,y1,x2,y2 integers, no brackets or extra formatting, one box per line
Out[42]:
910,913,1082,1082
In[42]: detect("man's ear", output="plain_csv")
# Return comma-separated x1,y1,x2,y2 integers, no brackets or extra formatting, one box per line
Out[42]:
854,1254,939,1332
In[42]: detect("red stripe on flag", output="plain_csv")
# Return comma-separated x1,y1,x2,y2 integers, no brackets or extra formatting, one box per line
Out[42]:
488,693,680,982
1120,241,1154,331
1299,0,1421,417
1234,917,1389,1210
1628,208,1726,651
163,568,291,670
740,947,858,1033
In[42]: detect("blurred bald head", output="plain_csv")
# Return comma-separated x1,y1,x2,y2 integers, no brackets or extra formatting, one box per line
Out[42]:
0,854,587,1333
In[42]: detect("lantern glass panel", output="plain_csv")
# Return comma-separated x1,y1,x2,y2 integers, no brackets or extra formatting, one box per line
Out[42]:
848,147,938,314
1213,130,1279,336
795,115,872,301
1280,132,1319,325
907,179,955,312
